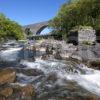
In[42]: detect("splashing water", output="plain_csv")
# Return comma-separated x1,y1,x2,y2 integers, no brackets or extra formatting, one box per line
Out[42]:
20,59,100,96
0,41,100,97
0,47,22,61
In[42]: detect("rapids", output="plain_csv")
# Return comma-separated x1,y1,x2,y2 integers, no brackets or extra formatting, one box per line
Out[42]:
20,59,100,96
0,40,100,99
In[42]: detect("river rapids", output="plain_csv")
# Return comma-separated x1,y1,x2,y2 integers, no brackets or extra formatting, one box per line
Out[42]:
0,40,100,100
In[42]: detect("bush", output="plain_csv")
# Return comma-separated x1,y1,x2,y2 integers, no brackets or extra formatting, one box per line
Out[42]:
0,13,25,40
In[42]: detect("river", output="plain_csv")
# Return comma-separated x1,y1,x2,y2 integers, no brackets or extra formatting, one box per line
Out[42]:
0,40,100,100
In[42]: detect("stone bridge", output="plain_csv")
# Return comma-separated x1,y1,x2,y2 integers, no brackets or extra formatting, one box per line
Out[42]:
23,21,49,35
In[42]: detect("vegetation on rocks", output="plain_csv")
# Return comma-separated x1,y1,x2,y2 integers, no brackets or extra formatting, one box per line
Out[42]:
49,0,100,37
0,13,25,41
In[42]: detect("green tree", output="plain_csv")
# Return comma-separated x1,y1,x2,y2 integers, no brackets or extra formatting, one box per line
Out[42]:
0,13,25,41
49,0,100,37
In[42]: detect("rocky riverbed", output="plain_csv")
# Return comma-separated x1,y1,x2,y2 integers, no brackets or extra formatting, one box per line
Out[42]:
0,39,100,100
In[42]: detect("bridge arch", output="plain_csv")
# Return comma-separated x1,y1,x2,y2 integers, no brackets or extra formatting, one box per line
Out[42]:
36,25,48,35
23,21,49,35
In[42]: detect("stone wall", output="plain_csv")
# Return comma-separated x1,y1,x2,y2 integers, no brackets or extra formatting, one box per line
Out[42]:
78,28,96,44
67,27,99,45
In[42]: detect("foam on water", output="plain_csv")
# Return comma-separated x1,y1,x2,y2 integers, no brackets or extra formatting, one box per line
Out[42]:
0,47,22,61
20,59,69,75
66,67,100,96
20,59,100,96
16,73,36,83
10,82,27,87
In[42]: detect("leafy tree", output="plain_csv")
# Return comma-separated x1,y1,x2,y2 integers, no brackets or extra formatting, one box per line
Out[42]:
0,13,25,41
49,0,100,37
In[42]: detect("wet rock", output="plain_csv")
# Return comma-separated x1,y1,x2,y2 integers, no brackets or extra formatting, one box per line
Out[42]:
15,68,44,76
83,95,98,100
7,92,22,100
66,84,77,92
7,96,20,100
46,72,58,82
0,95,5,100
65,97,74,100
10,84,36,100
32,46,36,53
0,68,16,85
54,51,62,60
0,87,13,97
71,45,95,62
88,60,100,70
46,46,50,55
22,96,32,100
41,54,48,60
45,45,53,55
14,84,35,95
21,84,35,96
93,43,100,57
20,85,36,100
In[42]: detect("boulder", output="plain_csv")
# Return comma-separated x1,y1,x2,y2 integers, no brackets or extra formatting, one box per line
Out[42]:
41,54,48,60
71,45,98,62
0,95,5,100
7,96,20,100
21,84,35,96
54,51,62,60
88,60,100,70
83,95,98,100
0,68,16,85
46,46,50,55
9,84,36,100
15,68,44,76
0,87,13,97
46,72,58,82
65,97,74,100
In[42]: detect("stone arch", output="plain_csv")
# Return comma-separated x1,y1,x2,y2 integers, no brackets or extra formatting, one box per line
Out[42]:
23,21,49,35
36,25,48,35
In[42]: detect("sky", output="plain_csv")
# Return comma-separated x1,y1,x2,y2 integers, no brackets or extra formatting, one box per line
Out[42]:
0,0,67,26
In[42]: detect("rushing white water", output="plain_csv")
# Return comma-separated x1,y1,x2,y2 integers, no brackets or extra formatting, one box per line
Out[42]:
20,59,100,96
0,41,100,96
67,69,100,96
0,47,22,61
16,73,37,83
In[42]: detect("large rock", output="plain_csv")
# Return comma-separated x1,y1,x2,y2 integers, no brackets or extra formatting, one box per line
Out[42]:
83,95,99,100
92,43,100,57
0,87,13,97
88,60,100,70
10,84,36,100
20,85,35,100
15,68,44,76
0,95,5,100
54,51,62,60
0,68,16,85
71,45,97,62
21,84,35,96
46,72,58,82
